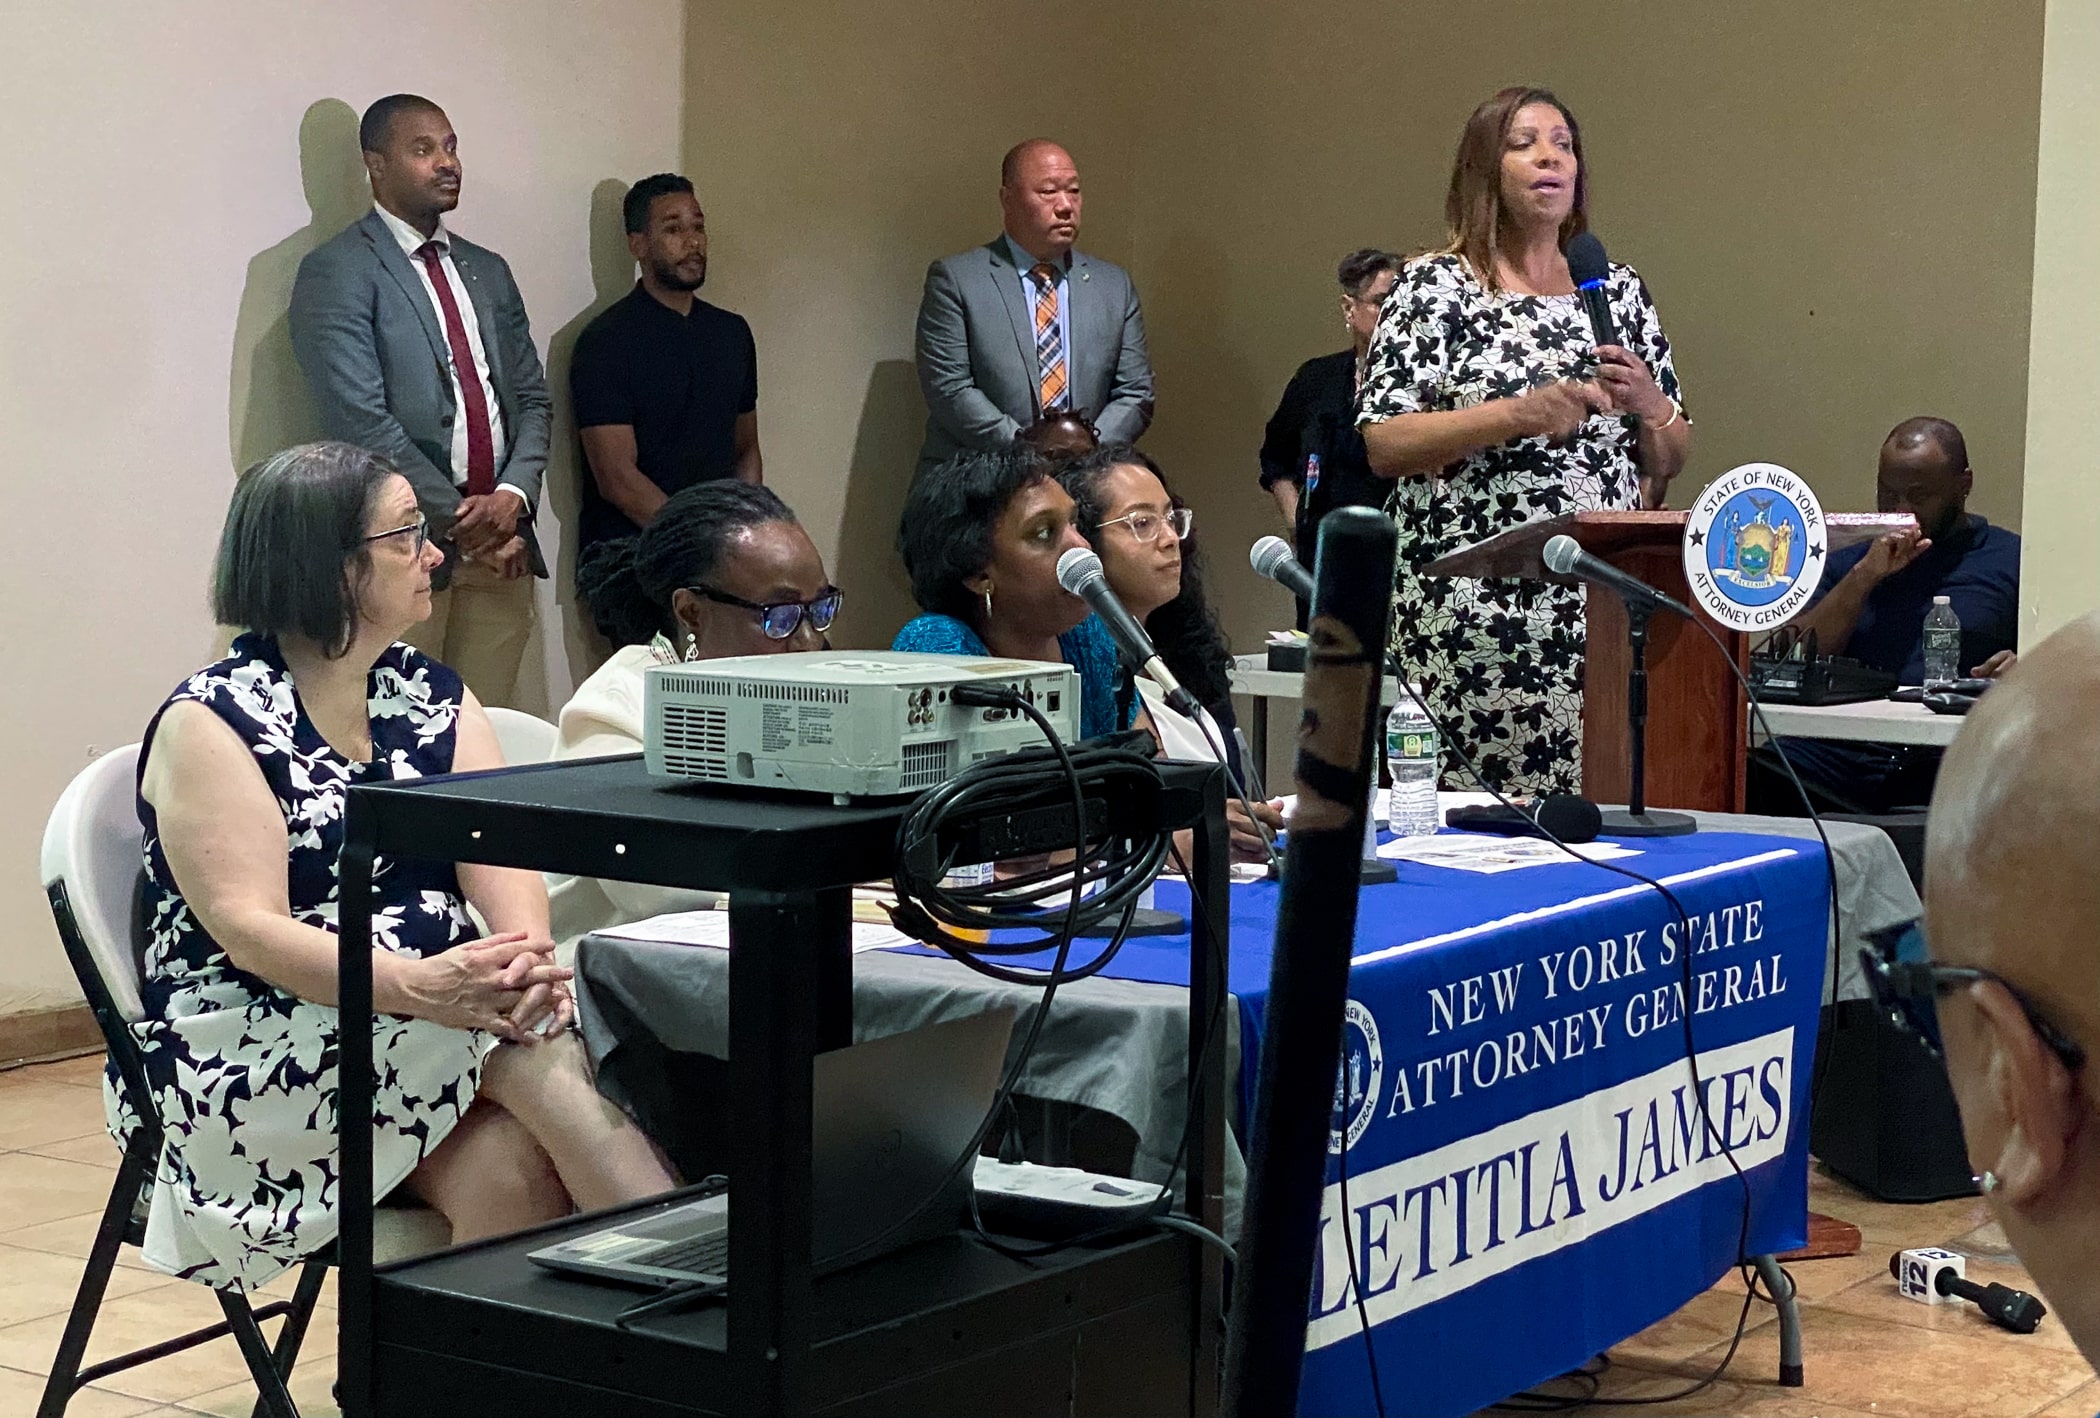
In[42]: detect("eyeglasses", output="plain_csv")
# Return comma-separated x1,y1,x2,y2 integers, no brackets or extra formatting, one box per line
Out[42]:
1098,508,1193,544
1859,924,2086,1073
688,584,843,640
362,513,430,556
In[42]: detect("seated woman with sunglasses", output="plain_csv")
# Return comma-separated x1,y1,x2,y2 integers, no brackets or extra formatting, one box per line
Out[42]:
1060,445,1284,862
1908,612,2100,1368
123,443,676,1290
556,480,840,941
892,446,1130,740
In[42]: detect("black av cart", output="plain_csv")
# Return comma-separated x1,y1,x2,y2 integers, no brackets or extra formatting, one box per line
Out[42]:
334,754,1231,1418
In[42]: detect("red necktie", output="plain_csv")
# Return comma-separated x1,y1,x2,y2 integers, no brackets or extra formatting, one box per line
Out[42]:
414,241,496,496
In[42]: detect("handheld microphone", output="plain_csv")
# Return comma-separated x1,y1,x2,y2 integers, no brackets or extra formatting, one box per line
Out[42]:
1565,231,1618,350
1542,534,1693,618
1890,1250,2046,1335
1056,546,1201,720
1250,536,1314,603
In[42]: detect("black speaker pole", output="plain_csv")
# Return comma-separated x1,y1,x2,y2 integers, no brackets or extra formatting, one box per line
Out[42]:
1223,507,1398,1417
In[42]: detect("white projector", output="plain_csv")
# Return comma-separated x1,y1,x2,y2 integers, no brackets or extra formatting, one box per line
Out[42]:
643,651,1081,799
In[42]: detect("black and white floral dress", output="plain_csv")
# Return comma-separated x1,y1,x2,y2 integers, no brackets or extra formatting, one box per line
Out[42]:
1358,252,1682,795
106,634,494,1290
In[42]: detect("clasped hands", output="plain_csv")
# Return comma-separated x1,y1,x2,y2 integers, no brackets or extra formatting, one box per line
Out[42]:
450,493,531,580
405,931,573,1044
1515,346,1673,441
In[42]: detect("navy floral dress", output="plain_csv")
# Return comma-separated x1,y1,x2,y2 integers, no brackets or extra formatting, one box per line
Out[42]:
106,633,494,1290
1358,252,1683,795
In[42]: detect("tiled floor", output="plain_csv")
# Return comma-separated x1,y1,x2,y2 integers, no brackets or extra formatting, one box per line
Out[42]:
3,1055,2094,1418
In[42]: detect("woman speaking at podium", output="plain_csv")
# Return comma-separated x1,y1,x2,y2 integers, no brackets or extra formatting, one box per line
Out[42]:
1359,86,1690,796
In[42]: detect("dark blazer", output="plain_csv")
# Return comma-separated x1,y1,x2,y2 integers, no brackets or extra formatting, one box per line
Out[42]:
290,209,551,580
913,237,1153,474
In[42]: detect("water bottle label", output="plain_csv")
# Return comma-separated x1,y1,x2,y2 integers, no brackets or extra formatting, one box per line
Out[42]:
1388,730,1436,760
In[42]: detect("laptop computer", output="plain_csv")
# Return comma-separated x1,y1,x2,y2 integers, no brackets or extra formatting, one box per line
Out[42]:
528,1006,1015,1289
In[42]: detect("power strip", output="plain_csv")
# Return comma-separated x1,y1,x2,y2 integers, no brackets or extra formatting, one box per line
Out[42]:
972,1158,1167,1237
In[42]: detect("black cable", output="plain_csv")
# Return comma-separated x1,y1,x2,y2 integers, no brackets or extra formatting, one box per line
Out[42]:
1380,664,1760,1409
1184,695,1388,1417
962,831,1233,1268
618,691,1149,1328
1388,609,1844,1411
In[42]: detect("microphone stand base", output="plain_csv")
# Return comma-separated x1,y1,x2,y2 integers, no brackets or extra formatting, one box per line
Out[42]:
1600,808,1698,837
1121,906,1187,937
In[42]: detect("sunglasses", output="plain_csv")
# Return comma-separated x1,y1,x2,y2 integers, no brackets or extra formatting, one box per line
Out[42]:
688,584,843,640
1859,923,2086,1073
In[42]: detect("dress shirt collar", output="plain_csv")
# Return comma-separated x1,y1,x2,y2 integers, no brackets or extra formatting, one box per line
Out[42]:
375,203,450,258
1004,234,1070,281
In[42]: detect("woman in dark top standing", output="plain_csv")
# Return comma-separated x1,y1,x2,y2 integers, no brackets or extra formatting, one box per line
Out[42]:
1358,87,1690,795
1257,248,1404,614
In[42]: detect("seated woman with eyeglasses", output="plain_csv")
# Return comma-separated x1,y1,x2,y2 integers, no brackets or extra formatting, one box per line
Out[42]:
122,443,676,1291
556,481,840,941
1060,445,1284,861
892,446,1130,740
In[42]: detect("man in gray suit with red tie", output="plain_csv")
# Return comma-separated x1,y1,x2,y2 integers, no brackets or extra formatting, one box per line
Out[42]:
290,93,550,707
914,140,1154,474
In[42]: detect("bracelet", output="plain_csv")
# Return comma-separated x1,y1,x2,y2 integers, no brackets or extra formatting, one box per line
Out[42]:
1644,401,1683,433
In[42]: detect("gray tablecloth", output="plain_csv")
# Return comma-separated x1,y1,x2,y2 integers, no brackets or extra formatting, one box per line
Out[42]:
574,811,1914,1240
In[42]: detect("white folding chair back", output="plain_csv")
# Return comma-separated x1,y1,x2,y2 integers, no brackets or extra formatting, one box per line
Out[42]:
483,706,560,766
40,744,146,1023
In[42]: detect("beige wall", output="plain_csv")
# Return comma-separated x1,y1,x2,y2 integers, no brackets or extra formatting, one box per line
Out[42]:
1127,1,2044,649
2019,0,2100,642
684,0,1142,650
0,3,2065,1013
0,2,682,1010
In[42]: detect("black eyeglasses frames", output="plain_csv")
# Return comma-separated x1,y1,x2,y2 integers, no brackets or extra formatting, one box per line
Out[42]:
1860,925,2086,1073
687,584,843,641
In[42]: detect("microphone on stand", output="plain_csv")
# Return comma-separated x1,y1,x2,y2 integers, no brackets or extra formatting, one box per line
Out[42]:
1541,534,1696,838
1250,535,1315,603
1056,547,1201,721
1542,535,1694,617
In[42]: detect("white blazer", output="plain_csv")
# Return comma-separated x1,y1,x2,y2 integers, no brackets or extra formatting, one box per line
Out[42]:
546,639,720,951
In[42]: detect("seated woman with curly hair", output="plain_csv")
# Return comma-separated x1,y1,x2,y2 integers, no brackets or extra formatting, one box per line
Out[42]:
892,446,1131,739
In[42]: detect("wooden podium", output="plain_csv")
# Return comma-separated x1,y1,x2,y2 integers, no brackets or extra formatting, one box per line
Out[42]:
1423,510,1747,813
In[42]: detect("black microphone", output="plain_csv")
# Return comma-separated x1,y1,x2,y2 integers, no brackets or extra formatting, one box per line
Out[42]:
1888,1253,2047,1335
1056,546,1202,720
1566,231,1617,350
1542,534,1693,618
1250,535,1314,603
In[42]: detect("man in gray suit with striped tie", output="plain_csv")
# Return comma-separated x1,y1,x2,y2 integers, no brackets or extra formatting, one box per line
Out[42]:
913,140,1154,474
290,94,550,707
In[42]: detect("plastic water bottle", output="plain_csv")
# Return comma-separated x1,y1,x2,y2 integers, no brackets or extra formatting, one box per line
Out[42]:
1385,695,1441,838
1923,596,1961,689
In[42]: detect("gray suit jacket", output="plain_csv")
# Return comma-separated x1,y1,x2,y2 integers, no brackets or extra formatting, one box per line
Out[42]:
289,210,552,578
914,238,1153,472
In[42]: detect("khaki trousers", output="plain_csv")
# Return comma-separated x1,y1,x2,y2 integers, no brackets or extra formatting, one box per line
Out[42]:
406,559,536,708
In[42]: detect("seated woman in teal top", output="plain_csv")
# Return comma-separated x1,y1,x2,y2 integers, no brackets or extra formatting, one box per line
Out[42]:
893,446,1132,739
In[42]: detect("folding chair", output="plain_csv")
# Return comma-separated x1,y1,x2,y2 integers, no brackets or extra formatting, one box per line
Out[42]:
32,745,459,1417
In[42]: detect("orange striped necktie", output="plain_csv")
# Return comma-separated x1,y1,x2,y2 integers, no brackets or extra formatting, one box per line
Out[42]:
1029,262,1069,412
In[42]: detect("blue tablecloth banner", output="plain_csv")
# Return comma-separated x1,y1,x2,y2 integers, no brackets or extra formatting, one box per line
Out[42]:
889,830,1829,1417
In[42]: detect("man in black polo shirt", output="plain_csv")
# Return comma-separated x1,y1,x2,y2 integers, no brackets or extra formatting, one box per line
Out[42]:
571,173,761,560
